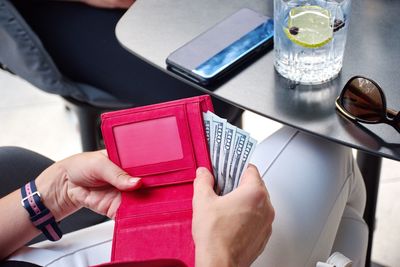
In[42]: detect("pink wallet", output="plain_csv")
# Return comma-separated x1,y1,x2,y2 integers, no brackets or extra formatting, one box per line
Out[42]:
100,95,214,267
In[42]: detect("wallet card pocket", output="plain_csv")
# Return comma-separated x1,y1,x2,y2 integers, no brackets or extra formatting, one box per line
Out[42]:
112,208,194,266
102,105,196,188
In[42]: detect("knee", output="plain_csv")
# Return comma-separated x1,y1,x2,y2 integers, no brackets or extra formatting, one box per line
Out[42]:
0,146,53,197
0,146,52,165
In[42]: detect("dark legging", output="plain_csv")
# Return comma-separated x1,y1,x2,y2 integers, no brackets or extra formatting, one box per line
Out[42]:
0,147,107,245
9,0,242,122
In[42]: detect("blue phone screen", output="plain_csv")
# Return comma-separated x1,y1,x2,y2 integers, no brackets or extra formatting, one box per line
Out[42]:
193,19,274,79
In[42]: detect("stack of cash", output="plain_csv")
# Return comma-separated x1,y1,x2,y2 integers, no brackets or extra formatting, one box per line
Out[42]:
203,111,257,195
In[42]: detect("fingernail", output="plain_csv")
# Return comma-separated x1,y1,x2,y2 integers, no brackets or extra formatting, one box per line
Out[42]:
129,177,141,184
196,167,208,175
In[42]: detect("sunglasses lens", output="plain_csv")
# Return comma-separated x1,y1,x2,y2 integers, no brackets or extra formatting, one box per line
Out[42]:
341,77,384,122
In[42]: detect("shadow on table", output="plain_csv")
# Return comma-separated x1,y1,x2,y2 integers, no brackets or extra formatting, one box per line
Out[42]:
272,73,341,121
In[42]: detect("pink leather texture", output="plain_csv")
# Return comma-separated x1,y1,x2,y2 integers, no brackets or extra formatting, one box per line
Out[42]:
92,259,187,267
100,95,214,267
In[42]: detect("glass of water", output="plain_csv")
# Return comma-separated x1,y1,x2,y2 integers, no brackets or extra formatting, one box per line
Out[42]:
274,0,351,84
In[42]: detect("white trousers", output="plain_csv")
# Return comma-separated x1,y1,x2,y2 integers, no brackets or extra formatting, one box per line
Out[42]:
9,127,368,267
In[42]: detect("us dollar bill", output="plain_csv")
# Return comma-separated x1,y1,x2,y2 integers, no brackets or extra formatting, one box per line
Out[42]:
210,114,226,193
202,111,257,195
218,123,236,195
202,112,211,149
233,137,257,188
223,128,249,195
206,111,215,157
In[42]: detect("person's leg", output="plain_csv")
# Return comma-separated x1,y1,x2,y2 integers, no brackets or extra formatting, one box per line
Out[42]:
0,146,53,198
251,127,368,267
330,162,369,267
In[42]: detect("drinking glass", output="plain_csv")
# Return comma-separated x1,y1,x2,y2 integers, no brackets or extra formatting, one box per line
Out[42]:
274,0,351,84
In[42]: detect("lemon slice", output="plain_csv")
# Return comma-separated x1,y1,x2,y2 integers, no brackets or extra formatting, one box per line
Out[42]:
284,5,333,48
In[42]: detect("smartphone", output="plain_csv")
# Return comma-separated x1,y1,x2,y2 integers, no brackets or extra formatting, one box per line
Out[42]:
166,8,274,85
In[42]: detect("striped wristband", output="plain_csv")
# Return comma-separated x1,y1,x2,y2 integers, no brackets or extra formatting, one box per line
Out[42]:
21,180,63,241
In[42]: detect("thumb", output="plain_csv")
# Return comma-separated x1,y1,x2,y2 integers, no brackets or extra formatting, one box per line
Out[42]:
193,167,216,200
95,155,142,191
238,164,263,187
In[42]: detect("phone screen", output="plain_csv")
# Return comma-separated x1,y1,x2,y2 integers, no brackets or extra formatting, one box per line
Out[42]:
166,8,274,85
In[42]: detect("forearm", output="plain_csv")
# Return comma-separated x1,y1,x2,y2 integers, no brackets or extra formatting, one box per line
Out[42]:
0,165,78,260
195,243,237,267
0,189,41,260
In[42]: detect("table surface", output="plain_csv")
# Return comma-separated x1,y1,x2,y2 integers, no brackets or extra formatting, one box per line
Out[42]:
116,0,400,161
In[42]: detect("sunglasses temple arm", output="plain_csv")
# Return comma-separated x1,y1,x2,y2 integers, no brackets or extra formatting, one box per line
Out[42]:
393,110,400,132
394,121,400,133
386,109,400,133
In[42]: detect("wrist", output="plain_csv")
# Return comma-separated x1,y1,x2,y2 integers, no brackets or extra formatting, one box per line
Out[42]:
195,243,237,267
35,163,79,221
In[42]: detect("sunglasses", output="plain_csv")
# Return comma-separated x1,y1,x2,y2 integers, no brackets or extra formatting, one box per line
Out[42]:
336,76,400,133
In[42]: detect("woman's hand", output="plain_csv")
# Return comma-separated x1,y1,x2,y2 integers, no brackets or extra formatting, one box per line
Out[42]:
0,150,141,260
36,150,141,221
77,0,135,9
192,165,274,267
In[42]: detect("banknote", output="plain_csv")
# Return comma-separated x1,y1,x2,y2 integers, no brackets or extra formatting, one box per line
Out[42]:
203,112,212,151
206,111,216,157
218,123,236,195
224,128,249,195
202,111,257,195
210,113,227,193
233,137,257,188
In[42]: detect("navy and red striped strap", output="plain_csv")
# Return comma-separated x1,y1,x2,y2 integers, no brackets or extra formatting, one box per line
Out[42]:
21,181,63,241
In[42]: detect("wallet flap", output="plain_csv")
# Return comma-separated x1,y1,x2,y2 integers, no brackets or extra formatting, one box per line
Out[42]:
102,95,213,188
103,105,195,188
